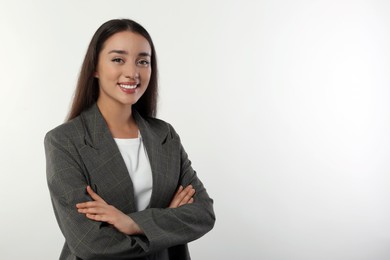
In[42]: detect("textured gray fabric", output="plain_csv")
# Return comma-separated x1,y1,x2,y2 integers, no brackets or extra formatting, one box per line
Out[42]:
45,104,215,260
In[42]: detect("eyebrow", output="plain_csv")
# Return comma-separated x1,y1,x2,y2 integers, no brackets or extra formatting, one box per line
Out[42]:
108,50,151,57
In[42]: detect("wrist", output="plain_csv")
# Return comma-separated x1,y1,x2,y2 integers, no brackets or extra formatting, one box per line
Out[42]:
130,220,143,235
124,216,143,235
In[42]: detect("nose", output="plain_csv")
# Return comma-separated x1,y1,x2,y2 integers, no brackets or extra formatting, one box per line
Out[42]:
124,63,139,79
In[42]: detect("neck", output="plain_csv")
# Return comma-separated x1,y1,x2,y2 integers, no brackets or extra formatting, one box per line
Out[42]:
97,99,138,138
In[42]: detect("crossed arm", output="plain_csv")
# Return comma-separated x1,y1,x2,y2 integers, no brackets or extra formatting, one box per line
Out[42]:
76,185,196,235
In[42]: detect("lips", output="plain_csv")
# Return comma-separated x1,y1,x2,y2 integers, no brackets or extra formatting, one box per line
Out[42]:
119,83,138,89
118,82,140,93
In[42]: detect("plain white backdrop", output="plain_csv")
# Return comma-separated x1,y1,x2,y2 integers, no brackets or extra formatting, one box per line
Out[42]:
1,0,390,259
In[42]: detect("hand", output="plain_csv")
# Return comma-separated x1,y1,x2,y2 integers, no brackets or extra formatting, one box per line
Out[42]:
169,185,195,208
76,186,142,235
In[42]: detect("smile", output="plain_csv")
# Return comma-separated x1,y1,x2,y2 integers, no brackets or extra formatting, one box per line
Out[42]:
119,84,138,89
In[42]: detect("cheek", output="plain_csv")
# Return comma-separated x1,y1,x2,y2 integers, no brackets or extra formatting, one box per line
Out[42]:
106,67,120,80
142,68,152,81
97,64,119,81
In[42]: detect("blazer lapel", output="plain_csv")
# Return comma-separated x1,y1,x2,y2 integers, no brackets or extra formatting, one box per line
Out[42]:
78,104,137,213
133,111,178,208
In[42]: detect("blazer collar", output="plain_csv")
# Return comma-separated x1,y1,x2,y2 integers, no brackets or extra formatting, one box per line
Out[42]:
80,103,169,149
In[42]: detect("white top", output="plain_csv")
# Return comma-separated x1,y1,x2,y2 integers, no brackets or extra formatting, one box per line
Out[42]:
114,134,153,211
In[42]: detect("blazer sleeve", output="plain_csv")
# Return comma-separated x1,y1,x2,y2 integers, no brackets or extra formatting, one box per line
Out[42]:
45,130,153,260
128,124,216,251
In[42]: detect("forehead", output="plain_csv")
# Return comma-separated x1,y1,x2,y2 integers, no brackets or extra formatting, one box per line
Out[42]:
101,31,151,54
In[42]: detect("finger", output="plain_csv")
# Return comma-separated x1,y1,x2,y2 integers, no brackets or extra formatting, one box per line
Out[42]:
184,184,193,191
86,186,106,204
76,201,100,209
169,198,179,209
178,188,196,206
169,185,195,208
174,185,184,196
169,186,185,208
176,185,193,200
85,213,107,222
76,200,107,209
172,185,192,206
180,186,195,200
188,198,194,204
77,205,106,214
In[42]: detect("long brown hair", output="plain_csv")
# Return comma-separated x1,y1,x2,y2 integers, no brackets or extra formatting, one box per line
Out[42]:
67,19,158,121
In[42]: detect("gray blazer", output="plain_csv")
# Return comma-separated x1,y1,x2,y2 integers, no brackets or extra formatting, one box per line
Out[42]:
45,104,215,260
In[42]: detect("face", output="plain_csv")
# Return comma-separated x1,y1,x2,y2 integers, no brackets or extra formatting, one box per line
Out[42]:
95,31,152,109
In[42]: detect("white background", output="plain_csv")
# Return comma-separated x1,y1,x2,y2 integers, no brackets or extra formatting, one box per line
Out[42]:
1,0,390,259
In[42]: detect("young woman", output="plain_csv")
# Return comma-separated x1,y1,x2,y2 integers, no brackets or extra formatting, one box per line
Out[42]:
45,19,215,260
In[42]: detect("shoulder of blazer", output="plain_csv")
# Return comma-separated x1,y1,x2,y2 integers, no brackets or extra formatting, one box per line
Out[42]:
44,113,86,148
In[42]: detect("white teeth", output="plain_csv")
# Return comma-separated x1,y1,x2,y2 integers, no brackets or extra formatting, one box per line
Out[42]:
120,84,137,89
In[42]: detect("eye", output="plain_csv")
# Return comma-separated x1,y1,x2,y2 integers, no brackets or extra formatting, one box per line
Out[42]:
137,59,150,67
112,58,124,64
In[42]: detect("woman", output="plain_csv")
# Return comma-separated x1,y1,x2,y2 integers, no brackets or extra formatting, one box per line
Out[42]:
45,19,215,260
